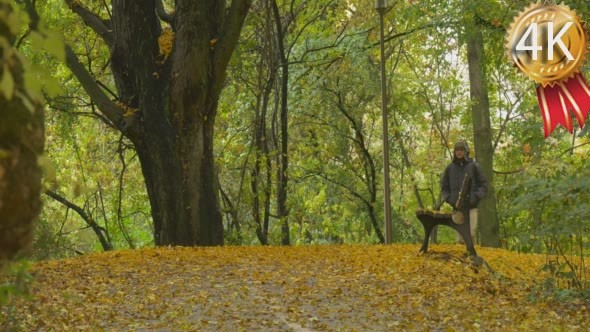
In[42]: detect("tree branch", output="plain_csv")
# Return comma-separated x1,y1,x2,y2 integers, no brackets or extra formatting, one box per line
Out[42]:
558,141,590,157
65,45,128,131
286,0,336,60
95,79,119,100
367,20,456,49
319,173,370,206
45,190,112,251
493,168,524,175
63,0,113,48
493,92,521,152
285,0,306,34
21,0,127,132
212,0,252,97
47,101,115,128
401,49,451,158
115,135,136,248
293,21,350,63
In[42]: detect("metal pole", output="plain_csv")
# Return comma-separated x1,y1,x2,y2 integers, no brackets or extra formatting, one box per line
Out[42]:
377,7,393,244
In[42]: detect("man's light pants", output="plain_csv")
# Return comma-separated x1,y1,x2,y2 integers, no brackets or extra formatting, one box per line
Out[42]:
456,208,478,244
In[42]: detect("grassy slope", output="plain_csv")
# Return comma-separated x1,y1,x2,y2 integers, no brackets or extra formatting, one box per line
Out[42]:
2,244,589,331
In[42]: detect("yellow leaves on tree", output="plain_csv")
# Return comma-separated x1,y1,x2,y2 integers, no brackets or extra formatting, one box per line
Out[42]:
117,101,137,118
69,0,81,10
158,27,174,60
523,143,532,155
1,245,589,330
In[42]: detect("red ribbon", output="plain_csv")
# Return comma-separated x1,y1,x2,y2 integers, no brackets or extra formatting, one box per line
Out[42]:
536,73,590,137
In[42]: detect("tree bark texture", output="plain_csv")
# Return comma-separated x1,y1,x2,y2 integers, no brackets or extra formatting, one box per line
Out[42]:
251,64,274,246
0,2,44,262
270,0,290,245
61,0,251,246
466,25,501,247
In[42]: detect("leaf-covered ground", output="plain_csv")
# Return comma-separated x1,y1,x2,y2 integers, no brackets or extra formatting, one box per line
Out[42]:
2,244,589,331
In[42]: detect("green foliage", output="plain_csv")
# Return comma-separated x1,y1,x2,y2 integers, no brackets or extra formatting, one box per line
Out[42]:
0,261,32,305
498,146,590,296
0,0,63,102
214,0,590,253
0,261,33,331
29,28,64,61
0,0,152,257
0,61,14,100
0,2,20,101
39,113,153,257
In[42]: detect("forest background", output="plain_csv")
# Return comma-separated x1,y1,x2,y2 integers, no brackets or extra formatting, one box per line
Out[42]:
1,0,589,295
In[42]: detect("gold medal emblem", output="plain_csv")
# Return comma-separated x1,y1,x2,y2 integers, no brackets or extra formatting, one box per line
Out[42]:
506,3,589,87
505,2,590,137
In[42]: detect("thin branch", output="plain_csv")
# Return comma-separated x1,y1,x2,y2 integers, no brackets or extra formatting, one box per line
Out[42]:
213,0,252,98
402,49,451,157
218,122,254,156
287,56,342,68
121,210,151,221
285,0,336,60
45,190,112,251
21,0,127,132
101,0,112,20
291,20,350,64
294,26,371,64
366,20,456,49
55,207,70,251
15,28,30,49
291,116,358,143
47,96,116,129
493,86,523,152
493,168,524,175
97,182,112,244
286,0,306,34
306,171,371,207
63,0,113,48
116,134,136,248
64,45,129,130
95,79,119,100
558,141,590,157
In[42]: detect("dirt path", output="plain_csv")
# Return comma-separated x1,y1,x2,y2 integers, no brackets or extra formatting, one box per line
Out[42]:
2,244,588,331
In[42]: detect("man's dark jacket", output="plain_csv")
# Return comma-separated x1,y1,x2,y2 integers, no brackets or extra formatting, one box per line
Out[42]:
440,156,488,209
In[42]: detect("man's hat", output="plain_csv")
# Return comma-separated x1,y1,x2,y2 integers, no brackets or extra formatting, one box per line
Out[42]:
454,141,469,153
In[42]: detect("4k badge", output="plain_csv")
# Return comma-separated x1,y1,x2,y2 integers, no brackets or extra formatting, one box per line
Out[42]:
506,2,590,137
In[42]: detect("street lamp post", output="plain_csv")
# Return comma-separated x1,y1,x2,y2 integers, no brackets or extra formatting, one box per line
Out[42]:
375,0,393,244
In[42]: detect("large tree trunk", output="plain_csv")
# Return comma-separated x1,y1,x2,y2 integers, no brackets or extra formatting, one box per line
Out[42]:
54,0,252,246
0,2,44,263
134,117,223,246
466,23,500,247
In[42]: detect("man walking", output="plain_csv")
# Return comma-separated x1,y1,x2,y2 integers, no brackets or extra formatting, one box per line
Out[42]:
440,141,488,243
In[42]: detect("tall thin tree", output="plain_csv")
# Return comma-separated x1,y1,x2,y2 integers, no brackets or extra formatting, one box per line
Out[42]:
466,16,500,247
